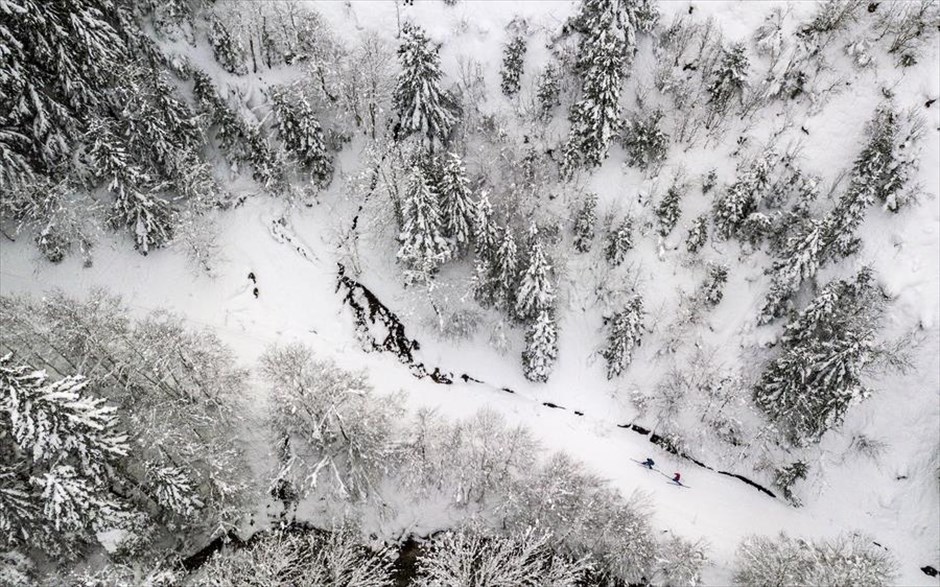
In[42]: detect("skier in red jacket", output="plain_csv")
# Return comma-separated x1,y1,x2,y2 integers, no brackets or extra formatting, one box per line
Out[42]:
673,472,681,484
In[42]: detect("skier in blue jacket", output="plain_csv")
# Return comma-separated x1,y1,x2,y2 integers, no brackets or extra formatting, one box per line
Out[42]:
642,458,655,469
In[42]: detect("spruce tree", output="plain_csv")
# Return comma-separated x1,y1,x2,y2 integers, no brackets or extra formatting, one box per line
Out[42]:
706,43,749,116
605,216,634,266
472,191,501,305
844,102,921,213
88,119,177,255
702,169,718,194
208,16,248,75
560,0,657,172
0,0,128,179
192,70,247,156
0,355,130,557
572,193,598,253
492,227,519,311
656,184,684,237
760,104,920,323
603,295,644,379
569,0,659,63
191,70,283,191
437,152,475,254
536,65,562,119
686,215,708,253
759,218,825,323
500,35,527,97
522,309,558,383
700,263,729,307
397,166,452,283
563,28,626,172
515,233,555,323
754,269,886,445
269,86,334,187
713,158,772,240
739,212,773,247
622,109,669,170
393,23,456,147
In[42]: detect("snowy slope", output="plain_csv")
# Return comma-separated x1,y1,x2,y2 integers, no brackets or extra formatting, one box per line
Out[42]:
2,0,938,584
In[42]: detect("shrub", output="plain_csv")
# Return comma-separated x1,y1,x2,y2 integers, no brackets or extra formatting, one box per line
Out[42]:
415,523,592,587
734,532,897,587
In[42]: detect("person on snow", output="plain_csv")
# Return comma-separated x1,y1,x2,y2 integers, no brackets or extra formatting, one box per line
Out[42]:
642,458,655,469
673,472,681,484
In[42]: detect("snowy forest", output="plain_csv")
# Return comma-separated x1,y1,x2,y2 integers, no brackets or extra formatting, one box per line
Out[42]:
1,0,939,585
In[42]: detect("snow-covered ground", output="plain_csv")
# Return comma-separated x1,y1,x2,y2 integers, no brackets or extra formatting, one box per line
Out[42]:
2,0,938,584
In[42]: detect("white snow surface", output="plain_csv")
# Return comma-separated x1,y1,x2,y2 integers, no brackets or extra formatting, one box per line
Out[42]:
1,0,939,584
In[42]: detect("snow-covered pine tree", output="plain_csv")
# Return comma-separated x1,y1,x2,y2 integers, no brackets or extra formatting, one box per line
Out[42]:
514,233,556,323
191,70,247,156
567,0,659,63
773,461,808,505
760,104,921,323
397,166,452,284
437,152,475,254
269,86,334,187
739,212,773,247
573,193,598,252
561,0,657,172
500,35,527,97
0,354,130,557
393,23,456,148
0,0,128,180
108,65,204,186
656,184,684,237
705,43,749,119
605,216,634,266
242,122,285,191
536,65,562,119
759,217,826,323
701,169,718,194
522,309,559,383
844,102,922,213
754,269,886,444
712,157,772,240
87,119,177,255
472,191,501,305
492,227,519,312
602,295,644,379
699,263,729,307
562,27,626,173
208,15,248,75
686,214,708,253
622,109,669,170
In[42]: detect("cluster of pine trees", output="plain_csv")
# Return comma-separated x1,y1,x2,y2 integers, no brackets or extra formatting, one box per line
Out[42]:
0,0,342,263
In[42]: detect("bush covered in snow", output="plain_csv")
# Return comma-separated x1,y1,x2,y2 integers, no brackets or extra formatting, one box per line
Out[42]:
415,522,592,587
734,532,898,587
194,524,394,587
